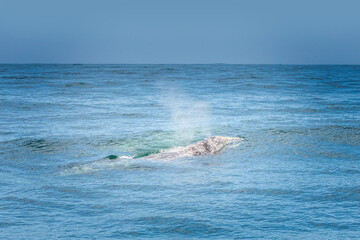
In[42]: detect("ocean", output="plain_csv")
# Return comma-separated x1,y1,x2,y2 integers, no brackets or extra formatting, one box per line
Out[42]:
0,64,359,239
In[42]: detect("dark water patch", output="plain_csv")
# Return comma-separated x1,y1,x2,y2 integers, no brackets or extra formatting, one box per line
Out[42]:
209,188,304,198
1,196,75,212
110,70,137,75
305,186,360,202
119,113,151,118
3,138,79,155
106,184,174,192
319,168,360,175
139,216,228,237
160,67,177,72
104,80,127,85
222,76,251,80
0,75,61,80
327,106,350,110
0,131,14,135
343,169,360,174
277,107,322,113
21,139,63,153
306,221,358,231
246,84,279,89
317,150,357,159
41,185,107,200
307,77,323,80
139,83,153,87
265,125,360,146
61,71,83,76
312,97,324,100
64,82,89,87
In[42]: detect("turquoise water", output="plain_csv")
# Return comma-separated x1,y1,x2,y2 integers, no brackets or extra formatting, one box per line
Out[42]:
0,64,359,239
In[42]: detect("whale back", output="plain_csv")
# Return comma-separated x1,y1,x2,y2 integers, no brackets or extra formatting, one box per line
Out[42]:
143,136,242,161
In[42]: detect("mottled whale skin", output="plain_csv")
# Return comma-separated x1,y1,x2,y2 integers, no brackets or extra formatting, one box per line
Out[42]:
142,136,242,161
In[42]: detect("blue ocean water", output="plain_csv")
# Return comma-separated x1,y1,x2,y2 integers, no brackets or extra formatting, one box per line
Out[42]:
0,64,359,239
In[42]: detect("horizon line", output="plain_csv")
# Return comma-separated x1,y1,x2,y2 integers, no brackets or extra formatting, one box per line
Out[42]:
1,63,360,66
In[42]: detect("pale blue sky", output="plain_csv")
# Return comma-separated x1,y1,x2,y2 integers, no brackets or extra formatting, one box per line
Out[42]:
1,0,359,64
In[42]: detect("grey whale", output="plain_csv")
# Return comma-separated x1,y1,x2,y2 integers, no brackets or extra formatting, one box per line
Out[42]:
142,136,242,161
63,136,242,174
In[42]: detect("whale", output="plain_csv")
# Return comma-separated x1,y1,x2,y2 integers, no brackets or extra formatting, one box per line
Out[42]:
63,136,242,174
141,136,242,161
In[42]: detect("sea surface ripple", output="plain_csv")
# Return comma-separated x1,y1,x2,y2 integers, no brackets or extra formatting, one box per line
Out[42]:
0,64,359,239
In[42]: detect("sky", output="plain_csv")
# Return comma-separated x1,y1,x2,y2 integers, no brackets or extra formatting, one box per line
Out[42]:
1,0,360,64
